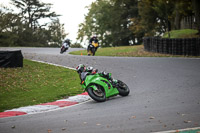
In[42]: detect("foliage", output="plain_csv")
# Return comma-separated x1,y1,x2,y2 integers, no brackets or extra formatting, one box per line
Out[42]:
0,0,67,47
0,6,20,46
77,0,139,47
11,0,58,29
0,59,81,112
70,43,83,48
48,19,67,47
78,0,198,46
1,0,198,47
137,0,193,37
162,29,199,38
191,0,200,34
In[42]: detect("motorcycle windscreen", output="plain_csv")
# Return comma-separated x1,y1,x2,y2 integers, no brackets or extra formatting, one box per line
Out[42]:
81,72,89,81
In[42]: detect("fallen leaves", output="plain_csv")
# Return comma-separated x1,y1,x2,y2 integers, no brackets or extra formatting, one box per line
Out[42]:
129,115,136,120
47,129,52,133
83,122,87,125
177,112,193,124
131,116,136,119
163,125,167,128
184,120,192,123
62,128,66,131
149,116,155,119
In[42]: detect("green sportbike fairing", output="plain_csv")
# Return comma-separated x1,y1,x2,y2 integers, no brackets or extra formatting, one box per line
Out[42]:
80,72,130,102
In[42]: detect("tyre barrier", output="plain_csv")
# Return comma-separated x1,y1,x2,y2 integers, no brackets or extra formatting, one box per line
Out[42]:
0,50,23,68
143,37,200,56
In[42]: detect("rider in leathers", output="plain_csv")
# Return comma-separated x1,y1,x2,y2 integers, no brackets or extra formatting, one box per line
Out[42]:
76,64,117,87
87,36,99,53
63,39,71,49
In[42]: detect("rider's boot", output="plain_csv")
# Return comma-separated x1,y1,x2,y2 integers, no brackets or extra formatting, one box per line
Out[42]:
101,72,118,87
110,78,118,87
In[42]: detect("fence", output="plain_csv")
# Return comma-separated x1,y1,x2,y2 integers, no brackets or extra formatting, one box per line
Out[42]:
143,37,200,56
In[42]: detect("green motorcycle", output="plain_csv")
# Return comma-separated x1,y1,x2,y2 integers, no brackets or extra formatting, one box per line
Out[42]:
80,72,130,102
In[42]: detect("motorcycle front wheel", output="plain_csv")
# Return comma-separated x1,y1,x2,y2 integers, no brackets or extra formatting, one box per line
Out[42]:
117,80,130,96
92,48,96,56
60,49,63,54
87,50,92,56
60,47,65,54
87,86,106,102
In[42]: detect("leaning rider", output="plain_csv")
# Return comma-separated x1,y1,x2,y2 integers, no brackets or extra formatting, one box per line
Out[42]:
87,35,99,52
63,39,71,48
76,64,116,86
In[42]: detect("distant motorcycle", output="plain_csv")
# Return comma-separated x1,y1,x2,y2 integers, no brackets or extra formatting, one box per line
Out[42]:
60,42,70,54
87,41,99,56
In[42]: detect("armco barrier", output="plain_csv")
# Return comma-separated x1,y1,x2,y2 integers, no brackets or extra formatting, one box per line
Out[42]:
143,37,200,56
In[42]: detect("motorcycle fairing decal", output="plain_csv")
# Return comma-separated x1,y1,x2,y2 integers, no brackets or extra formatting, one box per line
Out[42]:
101,80,111,89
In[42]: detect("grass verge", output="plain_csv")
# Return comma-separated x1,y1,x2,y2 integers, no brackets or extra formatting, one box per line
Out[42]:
163,29,199,38
0,59,82,112
70,29,200,57
69,45,200,58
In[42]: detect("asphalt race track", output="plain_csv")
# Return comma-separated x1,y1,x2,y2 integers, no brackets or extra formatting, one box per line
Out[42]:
0,47,200,133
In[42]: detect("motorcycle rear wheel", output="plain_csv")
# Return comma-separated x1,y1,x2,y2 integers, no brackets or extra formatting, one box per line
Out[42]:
117,80,130,96
87,86,106,102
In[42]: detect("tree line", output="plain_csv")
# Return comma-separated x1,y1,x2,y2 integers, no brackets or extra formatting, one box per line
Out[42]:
0,0,67,47
1,0,199,47
77,0,200,47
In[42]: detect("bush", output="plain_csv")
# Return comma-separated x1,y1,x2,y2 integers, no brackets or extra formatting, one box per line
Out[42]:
70,43,83,48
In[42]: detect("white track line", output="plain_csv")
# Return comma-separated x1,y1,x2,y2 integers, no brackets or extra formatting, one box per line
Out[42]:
153,127,200,133
30,59,76,70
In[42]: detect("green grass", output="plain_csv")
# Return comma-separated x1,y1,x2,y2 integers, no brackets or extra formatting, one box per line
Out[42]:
70,46,140,56
0,59,82,112
69,45,200,58
163,29,199,38
70,29,200,57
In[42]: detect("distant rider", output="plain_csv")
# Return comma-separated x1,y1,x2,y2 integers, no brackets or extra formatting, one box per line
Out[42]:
76,64,116,86
87,36,99,52
60,39,71,53
63,39,71,48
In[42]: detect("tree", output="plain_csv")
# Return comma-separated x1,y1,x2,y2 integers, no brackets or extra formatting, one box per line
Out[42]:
172,0,193,30
48,19,67,47
137,0,195,37
11,0,59,30
0,0,67,47
0,5,21,46
77,0,140,47
110,0,139,45
192,0,200,34
137,0,175,36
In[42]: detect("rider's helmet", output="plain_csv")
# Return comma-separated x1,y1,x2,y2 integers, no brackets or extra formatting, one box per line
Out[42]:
92,35,97,39
76,64,86,73
65,39,70,44
91,35,98,44
87,66,93,72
